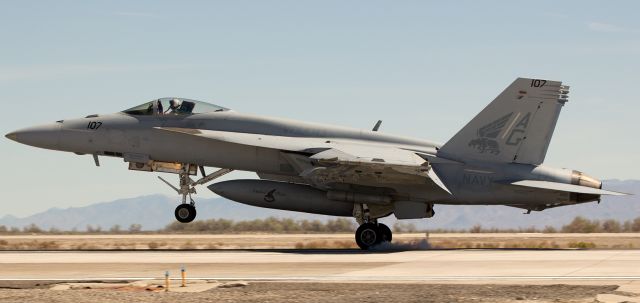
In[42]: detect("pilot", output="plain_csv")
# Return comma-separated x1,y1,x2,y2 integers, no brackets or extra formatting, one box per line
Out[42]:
156,100,164,115
165,99,182,114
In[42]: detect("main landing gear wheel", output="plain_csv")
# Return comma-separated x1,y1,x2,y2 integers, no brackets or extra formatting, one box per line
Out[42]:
175,204,196,223
355,223,380,250
378,223,392,242
355,223,393,250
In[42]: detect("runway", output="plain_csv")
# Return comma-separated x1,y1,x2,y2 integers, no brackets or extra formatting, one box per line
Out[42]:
2,249,640,283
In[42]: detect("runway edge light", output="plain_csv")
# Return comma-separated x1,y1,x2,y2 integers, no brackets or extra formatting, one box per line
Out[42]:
181,266,186,287
165,271,170,292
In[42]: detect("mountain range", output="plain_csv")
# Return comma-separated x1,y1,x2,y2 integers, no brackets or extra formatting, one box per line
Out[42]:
1,179,637,231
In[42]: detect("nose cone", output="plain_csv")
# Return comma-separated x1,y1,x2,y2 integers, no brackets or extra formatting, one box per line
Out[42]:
5,123,62,150
5,132,18,141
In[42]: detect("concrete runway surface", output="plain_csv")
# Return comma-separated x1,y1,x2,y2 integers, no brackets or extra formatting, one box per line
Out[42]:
1,249,640,282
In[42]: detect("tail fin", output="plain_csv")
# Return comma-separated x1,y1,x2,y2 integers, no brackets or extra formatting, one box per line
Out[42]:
438,77,569,165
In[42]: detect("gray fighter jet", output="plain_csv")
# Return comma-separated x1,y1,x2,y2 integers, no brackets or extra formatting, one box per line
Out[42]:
6,78,627,249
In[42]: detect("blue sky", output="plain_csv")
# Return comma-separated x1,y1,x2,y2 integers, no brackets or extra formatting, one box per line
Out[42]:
1,1,638,216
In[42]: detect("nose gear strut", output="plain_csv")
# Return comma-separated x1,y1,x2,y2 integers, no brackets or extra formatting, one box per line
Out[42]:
158,164,233,223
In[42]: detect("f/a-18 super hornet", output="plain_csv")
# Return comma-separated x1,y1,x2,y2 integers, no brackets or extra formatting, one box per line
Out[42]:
6,78,628,249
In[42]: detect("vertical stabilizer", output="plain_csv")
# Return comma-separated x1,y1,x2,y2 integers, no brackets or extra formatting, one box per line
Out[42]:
438,78,569,165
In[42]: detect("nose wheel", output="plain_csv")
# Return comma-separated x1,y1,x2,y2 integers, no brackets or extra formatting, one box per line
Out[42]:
175,204,196,223
158,164,233,224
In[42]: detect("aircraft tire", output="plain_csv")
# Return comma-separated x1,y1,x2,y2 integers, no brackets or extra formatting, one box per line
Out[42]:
378,223,392,243
355,223,381,250
175,204,196,223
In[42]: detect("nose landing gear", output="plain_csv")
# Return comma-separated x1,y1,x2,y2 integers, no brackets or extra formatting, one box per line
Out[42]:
158,164,233,223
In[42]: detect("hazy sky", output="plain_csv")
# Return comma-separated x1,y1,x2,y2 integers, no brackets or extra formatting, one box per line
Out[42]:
1,1,639,217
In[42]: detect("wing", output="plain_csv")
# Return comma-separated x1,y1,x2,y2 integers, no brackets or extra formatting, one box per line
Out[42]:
156,127,329,151
155,127,451,193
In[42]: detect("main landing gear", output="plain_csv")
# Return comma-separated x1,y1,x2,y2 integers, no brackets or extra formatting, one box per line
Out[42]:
353,204,392,250
355,222,392,250
158,164,233,223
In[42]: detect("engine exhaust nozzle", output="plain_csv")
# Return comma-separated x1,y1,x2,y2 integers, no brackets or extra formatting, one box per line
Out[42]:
571,170,602,189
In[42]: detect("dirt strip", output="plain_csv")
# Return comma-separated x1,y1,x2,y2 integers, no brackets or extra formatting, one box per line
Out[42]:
2,233,640,250
0,281,622,303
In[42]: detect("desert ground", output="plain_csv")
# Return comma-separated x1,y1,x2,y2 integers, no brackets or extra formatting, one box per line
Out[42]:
2,232,640,250
0,282,628,303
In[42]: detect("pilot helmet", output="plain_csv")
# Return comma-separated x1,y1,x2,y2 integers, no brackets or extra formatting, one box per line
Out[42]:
170,98,182,108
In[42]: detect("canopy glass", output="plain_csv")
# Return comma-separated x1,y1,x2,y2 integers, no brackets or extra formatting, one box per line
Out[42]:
123,98,229,116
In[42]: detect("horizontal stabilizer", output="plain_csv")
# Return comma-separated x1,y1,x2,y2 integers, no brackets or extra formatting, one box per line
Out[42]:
510,180,628,196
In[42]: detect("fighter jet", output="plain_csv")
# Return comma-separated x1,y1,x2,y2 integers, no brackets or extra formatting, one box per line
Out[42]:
6,78,628,249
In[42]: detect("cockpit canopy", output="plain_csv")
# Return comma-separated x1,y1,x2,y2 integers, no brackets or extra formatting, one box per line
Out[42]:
122,98,229,116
